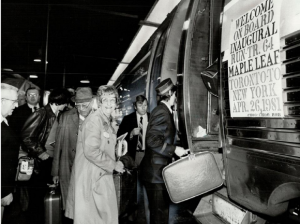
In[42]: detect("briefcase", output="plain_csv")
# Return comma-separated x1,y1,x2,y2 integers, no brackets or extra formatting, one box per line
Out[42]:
44,184,62,224
162,151,223,203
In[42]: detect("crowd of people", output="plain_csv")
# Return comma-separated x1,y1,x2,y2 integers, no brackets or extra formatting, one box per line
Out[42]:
1,77,190,224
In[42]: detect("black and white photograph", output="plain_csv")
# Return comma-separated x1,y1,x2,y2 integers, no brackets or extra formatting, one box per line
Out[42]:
1,0,300,223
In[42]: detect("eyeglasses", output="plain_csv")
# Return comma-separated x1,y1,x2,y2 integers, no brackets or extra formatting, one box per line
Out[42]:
102,98,116,105
27,93,38,97
2,98,18,104
75,101,91,111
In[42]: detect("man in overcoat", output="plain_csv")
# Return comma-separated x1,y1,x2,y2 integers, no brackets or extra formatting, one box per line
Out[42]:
51,87,94,211
140,78,189,224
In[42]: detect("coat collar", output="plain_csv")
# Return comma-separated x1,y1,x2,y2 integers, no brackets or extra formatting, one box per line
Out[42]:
159,102,173,116
98,108,116,134
70,108,79,127
45,104,57,118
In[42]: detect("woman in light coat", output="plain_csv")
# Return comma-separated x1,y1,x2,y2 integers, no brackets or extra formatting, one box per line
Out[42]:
65,85,125,224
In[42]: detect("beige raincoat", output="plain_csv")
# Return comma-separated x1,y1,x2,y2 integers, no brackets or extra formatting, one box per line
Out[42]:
65,108,118,224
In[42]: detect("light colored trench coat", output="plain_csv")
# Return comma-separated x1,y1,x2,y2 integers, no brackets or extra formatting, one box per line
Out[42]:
65,108,118,224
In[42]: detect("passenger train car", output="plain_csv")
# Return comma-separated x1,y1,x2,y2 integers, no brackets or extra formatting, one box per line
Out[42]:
113,0,300,223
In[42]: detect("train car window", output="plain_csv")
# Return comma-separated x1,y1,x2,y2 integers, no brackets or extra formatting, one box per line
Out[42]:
148,28,169,112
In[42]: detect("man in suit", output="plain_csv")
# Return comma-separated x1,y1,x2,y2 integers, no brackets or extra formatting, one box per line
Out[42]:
118,95,150,223
51,87,94,216
140,78,189,224
9,87,41,138
1,80,20,221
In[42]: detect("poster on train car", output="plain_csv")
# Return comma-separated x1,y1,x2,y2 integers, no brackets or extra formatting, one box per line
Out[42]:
227,0,283,117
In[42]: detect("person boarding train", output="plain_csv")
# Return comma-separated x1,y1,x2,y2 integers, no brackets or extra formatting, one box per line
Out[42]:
140,78,189,224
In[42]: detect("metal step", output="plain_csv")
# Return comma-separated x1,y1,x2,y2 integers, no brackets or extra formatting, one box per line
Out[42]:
195,212,225,224
193,187,264,224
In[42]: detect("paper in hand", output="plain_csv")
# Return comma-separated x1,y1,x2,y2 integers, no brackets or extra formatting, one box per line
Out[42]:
116,132,128,158
117,132,128,142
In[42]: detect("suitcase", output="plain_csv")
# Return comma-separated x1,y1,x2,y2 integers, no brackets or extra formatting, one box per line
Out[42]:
44,184,62,224
162,151,223,203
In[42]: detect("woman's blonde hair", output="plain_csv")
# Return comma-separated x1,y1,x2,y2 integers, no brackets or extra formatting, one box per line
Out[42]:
97,85,119,104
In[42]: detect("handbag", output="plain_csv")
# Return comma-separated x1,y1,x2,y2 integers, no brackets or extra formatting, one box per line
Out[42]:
162,151,223,203
15,156,35,181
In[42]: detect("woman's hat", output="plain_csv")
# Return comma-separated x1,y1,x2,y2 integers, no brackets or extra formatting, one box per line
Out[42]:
71,87,94,103
155,78,175,96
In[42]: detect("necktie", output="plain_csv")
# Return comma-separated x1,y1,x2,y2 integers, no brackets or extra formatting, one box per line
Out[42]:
33,107,37,112
137,116,143,151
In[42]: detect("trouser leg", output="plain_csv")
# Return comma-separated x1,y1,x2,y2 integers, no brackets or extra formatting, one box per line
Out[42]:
27,158,53,224
144,182,169,224
1,206,4,223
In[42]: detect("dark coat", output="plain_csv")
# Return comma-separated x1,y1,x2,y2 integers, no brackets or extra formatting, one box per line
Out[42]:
1,122,20,198
140,103,176,183
117,112,150,168
8,103,33,138
21,104,56,158
51,108,78,209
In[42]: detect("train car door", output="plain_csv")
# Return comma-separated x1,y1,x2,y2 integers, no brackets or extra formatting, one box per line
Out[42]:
177,0,224,152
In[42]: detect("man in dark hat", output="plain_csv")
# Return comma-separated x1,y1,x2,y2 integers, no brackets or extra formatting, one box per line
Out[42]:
1,81,19,220
140,78,189,224
51,87,94,219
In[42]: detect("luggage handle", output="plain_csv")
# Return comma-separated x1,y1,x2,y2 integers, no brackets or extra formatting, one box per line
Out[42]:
47,183,59,194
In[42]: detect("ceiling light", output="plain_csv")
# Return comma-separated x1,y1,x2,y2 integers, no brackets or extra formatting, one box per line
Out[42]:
34,59,41,62
80,80,90,83
80,76,90,83
107,0,180,85
2,68,13,71
30,75,38,78
80,78,90,83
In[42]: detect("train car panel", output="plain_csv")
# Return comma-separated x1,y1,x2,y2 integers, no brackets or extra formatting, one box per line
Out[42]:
160,0,191,83
221,0,300,217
